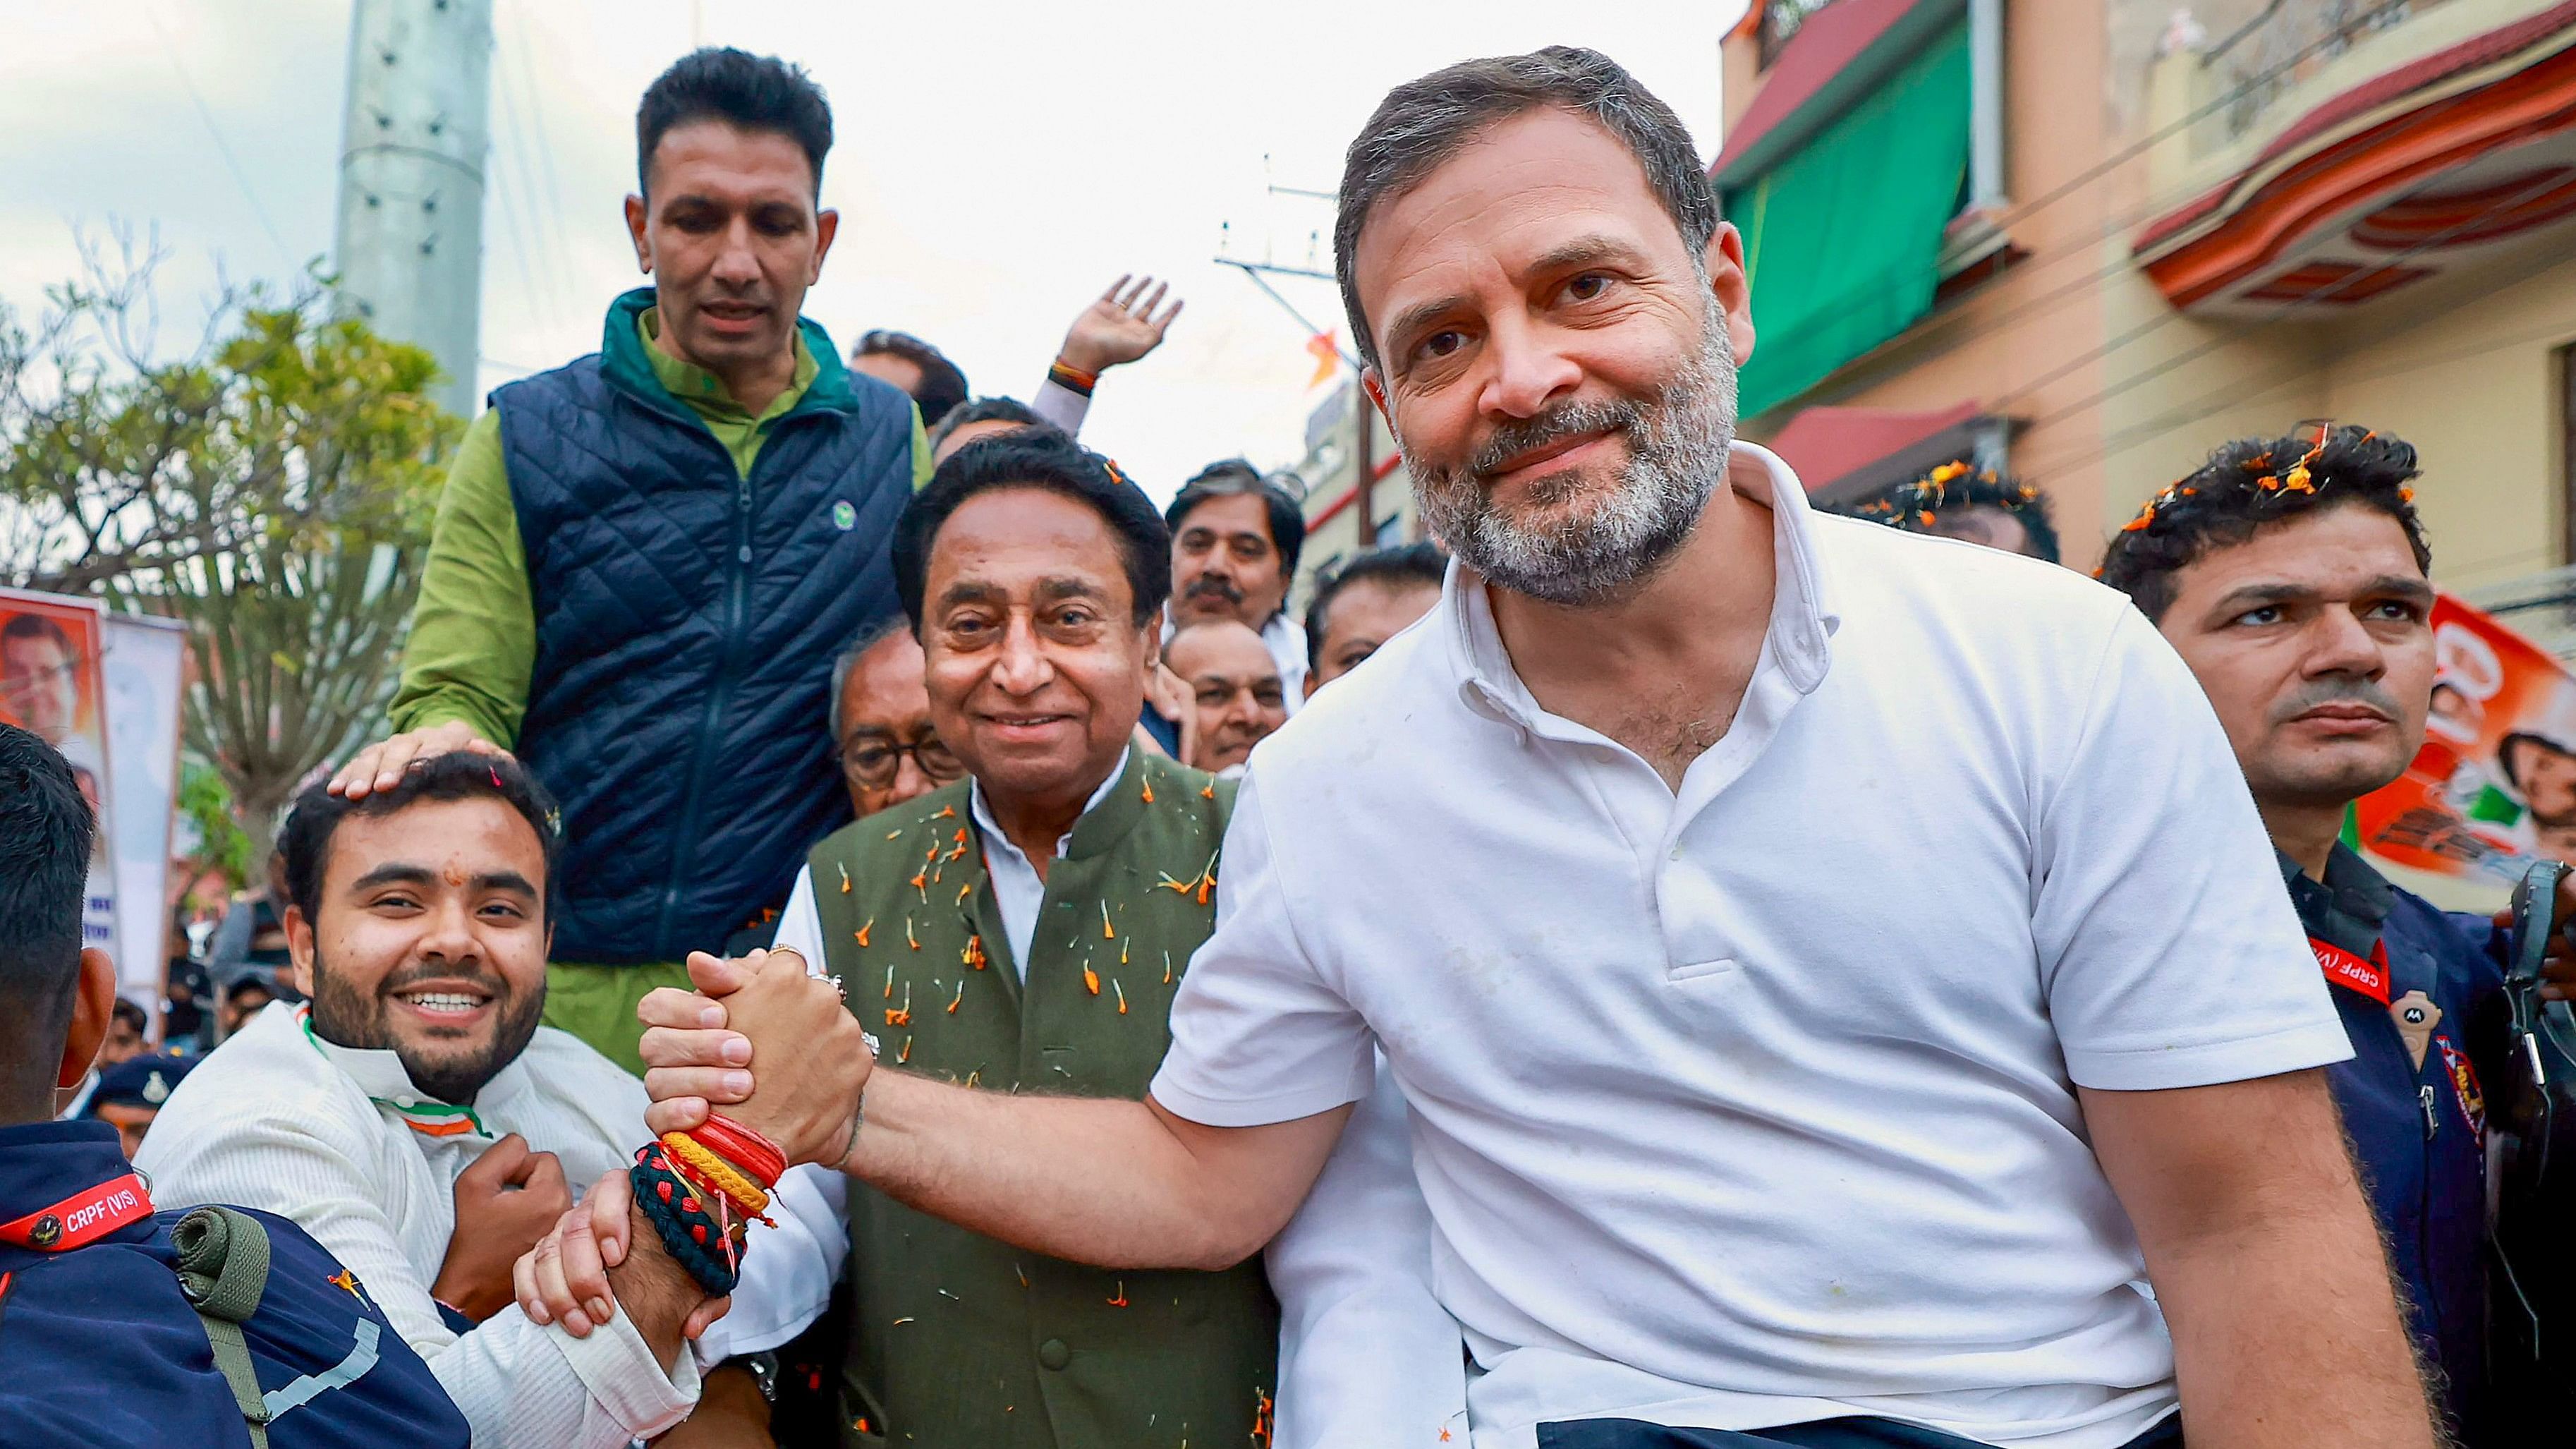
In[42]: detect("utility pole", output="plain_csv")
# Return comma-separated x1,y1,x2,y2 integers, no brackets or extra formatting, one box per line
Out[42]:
1215,255,1377,541
333,0,493,419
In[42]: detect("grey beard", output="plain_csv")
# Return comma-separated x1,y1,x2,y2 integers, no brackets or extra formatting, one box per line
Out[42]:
1406,308,1738,606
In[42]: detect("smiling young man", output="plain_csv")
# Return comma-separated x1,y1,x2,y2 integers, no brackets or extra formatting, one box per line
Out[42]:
137,754,775,1447
627,48,2437,1449
2098,428,2534,1441
329,48,931,1077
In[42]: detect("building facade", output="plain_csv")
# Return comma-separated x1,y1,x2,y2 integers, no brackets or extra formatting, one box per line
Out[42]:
1290,377,1412,602
1723,0,2576,657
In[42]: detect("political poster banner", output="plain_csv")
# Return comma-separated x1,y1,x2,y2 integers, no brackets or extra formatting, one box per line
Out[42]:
0,586,119,967
2355,593,2576,884
101,612,188,1014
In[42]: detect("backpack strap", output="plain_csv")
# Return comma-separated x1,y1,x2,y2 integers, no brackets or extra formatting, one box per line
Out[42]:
172,1206,274,1449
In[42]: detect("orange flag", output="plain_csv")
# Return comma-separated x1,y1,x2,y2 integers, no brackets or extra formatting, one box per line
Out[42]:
1306,330,1341,389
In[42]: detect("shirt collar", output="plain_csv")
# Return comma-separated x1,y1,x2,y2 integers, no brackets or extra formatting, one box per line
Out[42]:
2276,843,2393,957
0,1120,138,1234
636,306,818,426
1440,440,1839,731
968,746,1134,867
295,1004,516,1141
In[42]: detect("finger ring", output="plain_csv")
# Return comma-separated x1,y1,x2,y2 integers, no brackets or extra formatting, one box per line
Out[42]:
769,946,808,973
861,1031,882,1059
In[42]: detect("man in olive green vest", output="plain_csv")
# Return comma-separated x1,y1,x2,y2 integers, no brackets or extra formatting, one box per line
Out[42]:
753,430,1277,1448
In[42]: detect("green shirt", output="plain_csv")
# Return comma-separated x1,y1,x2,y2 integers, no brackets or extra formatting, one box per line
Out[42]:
388,308,934,745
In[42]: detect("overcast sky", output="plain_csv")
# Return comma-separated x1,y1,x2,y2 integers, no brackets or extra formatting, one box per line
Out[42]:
1,0,1744,496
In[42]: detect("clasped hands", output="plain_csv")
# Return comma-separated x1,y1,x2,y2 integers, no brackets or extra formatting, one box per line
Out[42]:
515,948,875,1337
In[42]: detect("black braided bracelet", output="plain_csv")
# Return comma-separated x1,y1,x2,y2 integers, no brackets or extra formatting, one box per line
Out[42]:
629,1144,743,1297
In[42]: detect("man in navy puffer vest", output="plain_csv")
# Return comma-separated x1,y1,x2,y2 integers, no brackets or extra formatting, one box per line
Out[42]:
333,49,930,1077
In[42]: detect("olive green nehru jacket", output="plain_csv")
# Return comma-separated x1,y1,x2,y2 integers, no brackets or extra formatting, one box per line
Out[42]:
805,748,1278,1448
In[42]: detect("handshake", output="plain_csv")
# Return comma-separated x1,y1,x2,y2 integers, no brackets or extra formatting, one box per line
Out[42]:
511,947,877,1350
637,947,882,1168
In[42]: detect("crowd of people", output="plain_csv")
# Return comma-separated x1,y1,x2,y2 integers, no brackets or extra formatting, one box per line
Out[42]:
6,38,2575,1449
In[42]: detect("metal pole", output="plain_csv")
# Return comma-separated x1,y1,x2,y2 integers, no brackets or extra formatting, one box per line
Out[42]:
1968,0,2007,210
334,0,494,419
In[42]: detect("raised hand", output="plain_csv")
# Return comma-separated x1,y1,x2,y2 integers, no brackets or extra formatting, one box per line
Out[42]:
329,719,509,800
638,949,875,1168
432,1132,572,1321
1057,274,1184,375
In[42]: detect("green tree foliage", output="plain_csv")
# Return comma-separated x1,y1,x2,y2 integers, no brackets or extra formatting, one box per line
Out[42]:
179,757,258,886
1,236,459,842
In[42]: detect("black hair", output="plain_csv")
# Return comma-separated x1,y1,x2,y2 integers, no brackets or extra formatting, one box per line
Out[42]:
1337,47,1714,371
1,611,73,655
1837,461,2062,564
853,329,970,425
925,395,1053,456
828,614,914,742
277,753,563,927
110,998,147,1032
636,48,833,200
0,723,95,1045
892,431,1171,631
1165,459,1308,580
2098,424,2431,624
1305,542,1450,676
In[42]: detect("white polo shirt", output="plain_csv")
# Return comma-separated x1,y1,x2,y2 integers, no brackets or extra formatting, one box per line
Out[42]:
1150,444,2350,1449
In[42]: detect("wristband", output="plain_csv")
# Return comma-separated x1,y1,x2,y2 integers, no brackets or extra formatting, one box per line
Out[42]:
692,1115,786,1188
631,1144,746,1296
1047,359,1098,396
661,1132,774,1225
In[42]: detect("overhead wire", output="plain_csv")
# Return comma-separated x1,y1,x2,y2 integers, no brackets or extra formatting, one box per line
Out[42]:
511,4,577,270
140,0,297,273
500,2,583,326
1751,0,2448,404
2015,164,2576,483
486,44,556,337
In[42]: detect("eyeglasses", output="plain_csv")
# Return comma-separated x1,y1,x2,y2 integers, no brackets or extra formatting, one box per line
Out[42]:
840,734,965,789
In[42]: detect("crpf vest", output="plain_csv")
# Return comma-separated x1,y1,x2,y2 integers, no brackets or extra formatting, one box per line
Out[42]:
492,313,916,963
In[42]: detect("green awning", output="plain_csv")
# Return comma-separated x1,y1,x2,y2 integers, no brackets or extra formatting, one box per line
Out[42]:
1725,20,1970,420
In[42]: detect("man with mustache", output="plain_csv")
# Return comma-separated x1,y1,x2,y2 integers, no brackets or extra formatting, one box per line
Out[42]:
629,49,2435,1447
138,753,789,1445
329,48,930,1079
1164,461,1312,711
2098,427,2544,1442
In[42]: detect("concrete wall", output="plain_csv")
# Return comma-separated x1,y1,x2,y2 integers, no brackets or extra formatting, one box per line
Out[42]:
2324,250,2576,592
1742,0,2134,565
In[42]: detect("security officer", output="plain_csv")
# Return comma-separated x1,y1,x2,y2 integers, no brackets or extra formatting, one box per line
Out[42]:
2098,425,2565,1442
85,1049,195,1159
0,722,468,1448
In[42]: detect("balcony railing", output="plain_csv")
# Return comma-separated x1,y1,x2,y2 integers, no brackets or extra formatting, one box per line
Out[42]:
2204,0,2444,143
